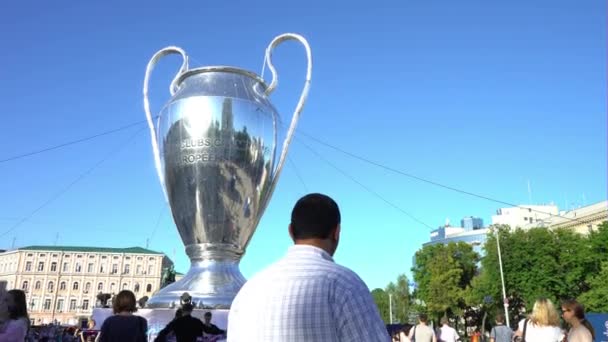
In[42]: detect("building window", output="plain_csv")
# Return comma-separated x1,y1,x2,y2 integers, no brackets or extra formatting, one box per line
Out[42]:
27,253,33,257
110,283,115,292
77,255,82,258
62,262,68,272
31,298,37,311
136,265,142,275
43,299,51,311
149,257,154,261
97,282,103,291
137,257,142,261
100,264,106,273
50,262,57,272
56,299,64,311
89,255,95,259
122,283,128,290
73,282,79,290
75,263,82,273
52,254,58,258
101,256,107,259
60,282,66,290
87,263,94,273
126,256,131,260
47,281,54,292
22,281,28,291
82,299,89,311
25,261,32,272
35,281,41,290
124,264,130,274
84,282,91,293
134,283,140,293
146,284,152,292
111,264,118,274
69,299,77,311
64,255,70,258
113,256,119,260
148,265,153,275
39,254,46,257
37,262,44,272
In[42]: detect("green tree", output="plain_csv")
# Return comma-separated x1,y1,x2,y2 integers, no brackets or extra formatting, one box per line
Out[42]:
386,274,411,323
372,288,390,323
474,223,607,324
579,221,608,312
578,261,608,312
412,242,479,321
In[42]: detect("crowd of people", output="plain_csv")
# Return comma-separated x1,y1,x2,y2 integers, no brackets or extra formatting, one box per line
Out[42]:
389,298,595,342
0,194,599,342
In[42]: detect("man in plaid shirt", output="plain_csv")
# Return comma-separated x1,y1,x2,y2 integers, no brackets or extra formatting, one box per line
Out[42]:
228,193,390,342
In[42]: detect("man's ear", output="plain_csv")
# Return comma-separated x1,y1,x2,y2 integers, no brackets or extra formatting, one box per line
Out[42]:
333,224,341,240
288,224,295,242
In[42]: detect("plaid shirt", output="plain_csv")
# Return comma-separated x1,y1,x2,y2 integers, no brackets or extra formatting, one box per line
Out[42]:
228,245,390,342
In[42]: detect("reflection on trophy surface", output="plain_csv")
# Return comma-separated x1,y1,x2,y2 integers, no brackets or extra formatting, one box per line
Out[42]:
143,34,312,308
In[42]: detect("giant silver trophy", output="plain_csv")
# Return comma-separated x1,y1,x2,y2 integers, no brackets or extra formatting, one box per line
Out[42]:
143,34,311,309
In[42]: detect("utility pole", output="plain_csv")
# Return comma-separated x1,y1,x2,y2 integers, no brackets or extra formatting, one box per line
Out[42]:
496,232,510,327
389,293,393,324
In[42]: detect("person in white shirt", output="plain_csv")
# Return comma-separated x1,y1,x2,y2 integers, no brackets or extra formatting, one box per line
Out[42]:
438,317,459,342
514,298,563,342
408,314,436,342
561,299,594,342
228,193,389,342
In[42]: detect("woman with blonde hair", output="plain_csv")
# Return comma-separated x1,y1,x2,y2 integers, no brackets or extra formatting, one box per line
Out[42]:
561,299,594,342
514,298,563,341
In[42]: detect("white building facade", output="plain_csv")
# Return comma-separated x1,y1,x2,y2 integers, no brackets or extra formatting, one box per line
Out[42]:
0,246,172,326
491,204,559,229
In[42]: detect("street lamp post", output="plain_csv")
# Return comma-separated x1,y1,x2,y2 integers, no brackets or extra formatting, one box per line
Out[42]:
496,232,510,327
389,293,393,324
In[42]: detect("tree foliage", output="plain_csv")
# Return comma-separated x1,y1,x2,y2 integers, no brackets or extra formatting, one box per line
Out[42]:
411,221,608,329
386,274,411,323
412,242,479,320
372,288,390,323
466,222,608,324
373,274,412,324
578,261,608,312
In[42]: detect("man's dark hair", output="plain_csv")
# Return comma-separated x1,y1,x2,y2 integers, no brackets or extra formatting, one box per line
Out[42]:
204,311,212,318
495,313,505,324
7,289,28,320
419,313,428,323
182,303,194,312
113,290,137,314
291,193,341,240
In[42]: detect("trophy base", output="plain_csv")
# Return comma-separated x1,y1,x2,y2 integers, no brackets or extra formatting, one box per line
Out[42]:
146,258,246,309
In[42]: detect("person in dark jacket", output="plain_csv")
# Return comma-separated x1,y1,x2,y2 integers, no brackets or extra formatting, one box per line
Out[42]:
99,290,148,342
155,304,225,342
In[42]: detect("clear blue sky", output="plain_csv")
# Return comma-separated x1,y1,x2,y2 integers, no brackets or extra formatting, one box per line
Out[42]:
0,0,605,290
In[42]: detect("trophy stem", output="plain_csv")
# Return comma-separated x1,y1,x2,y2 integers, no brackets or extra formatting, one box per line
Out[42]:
146,244,246,309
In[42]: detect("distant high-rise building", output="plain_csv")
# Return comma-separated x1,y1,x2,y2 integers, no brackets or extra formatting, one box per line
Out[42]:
461,216,484,231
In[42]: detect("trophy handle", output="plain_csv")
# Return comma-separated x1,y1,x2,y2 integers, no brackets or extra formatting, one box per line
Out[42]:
263,33,312,181
143,47,189,187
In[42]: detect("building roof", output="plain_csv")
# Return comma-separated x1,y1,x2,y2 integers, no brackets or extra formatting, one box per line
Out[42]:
17,245,163,255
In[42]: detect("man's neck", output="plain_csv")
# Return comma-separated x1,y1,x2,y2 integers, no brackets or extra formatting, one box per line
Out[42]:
570,319,581,328
293,239,333,255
